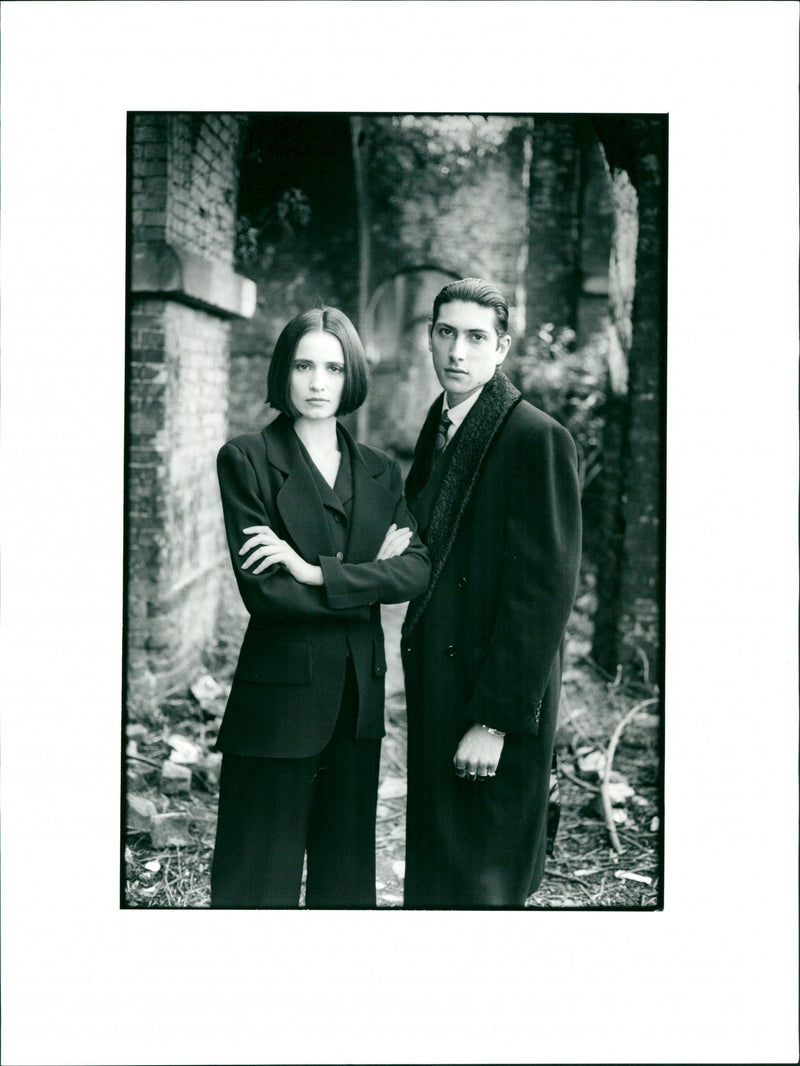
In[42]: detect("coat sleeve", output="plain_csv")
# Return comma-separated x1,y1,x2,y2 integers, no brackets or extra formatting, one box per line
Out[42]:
466,420,582,734
318,461,431,609
217,441,371,622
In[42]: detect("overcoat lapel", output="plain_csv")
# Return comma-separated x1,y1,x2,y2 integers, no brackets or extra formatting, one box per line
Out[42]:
404,369,521,638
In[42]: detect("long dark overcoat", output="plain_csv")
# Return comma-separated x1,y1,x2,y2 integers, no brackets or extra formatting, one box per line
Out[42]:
402,371,582,907
215,413,430,760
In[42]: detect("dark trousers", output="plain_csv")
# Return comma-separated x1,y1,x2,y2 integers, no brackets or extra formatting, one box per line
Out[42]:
210,661,381,908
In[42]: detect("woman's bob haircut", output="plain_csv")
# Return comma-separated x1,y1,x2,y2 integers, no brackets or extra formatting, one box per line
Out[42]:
266,307,369,418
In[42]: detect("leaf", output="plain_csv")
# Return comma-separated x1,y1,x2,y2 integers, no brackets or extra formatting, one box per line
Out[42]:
575,749,606,779
167,734,201,765
145,859,161,873
190,673,222,709
391,860,406,878
607,781,635,805
378,776,406,800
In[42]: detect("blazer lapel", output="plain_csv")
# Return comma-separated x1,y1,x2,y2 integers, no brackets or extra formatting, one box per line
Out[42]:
264,415,337,561
339,422,396,564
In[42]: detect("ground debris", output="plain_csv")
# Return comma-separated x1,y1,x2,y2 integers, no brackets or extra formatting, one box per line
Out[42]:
124,587,660,909
150,812,192,848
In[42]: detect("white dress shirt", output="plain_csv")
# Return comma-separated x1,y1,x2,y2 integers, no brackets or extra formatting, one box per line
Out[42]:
440,386,484,451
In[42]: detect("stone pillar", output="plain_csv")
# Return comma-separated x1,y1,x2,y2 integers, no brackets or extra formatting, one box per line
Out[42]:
127,113,256,715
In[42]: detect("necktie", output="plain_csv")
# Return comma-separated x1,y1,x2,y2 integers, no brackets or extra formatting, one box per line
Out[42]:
432,409,453,467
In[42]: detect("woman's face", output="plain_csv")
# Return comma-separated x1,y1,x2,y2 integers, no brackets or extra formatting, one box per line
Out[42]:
289,330,346,419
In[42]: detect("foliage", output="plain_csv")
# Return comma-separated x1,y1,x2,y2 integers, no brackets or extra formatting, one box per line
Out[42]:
507,325,608,495
369,115,522,206
235,187,313,278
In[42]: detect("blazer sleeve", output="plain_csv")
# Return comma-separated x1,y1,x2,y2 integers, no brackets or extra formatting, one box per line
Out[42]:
318,461,431,609
466,419,582,734
217,441,371,622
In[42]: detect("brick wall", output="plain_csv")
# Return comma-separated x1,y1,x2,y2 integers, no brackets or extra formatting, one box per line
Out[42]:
127,114,252,715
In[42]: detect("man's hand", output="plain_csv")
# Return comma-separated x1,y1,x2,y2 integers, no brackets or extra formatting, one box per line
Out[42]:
375,522,413,561
453,724,505,781
240,525,323,585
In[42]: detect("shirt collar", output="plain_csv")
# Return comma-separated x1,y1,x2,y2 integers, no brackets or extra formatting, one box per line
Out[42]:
443,386,484,432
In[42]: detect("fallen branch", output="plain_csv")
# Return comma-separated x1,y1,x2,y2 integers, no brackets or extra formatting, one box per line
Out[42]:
544,869,593,890
600,697,659,852
558,765,600,793
126,754,163,769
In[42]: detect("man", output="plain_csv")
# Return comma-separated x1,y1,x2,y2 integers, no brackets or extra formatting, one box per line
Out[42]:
402,278,582,907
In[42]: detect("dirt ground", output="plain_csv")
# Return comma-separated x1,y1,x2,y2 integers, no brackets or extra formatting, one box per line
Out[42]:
125,581,661,910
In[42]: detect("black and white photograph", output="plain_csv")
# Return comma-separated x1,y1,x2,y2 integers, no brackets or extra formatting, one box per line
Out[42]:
122,111,666,911
1,3,797,1065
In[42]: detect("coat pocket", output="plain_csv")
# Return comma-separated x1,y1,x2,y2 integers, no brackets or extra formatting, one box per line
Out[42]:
234,640,313,685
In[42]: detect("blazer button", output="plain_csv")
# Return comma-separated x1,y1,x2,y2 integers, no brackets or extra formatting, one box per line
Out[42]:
336,551,344,561
333,513,342,523
445,645,456,657
457,577,468,589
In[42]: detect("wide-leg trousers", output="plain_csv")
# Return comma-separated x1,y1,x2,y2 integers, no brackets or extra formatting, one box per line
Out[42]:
210,661,381,908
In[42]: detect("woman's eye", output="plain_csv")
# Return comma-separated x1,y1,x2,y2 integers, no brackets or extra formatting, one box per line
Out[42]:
328,364,344,373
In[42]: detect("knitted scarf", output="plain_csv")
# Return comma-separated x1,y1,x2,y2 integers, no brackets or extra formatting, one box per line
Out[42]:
403,369,521,638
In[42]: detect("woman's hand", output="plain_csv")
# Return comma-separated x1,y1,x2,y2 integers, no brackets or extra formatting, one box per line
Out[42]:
453,724,505,781
375,522,413,561
240,526,323,585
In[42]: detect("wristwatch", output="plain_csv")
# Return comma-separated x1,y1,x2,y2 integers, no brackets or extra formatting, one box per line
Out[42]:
479,723,506,738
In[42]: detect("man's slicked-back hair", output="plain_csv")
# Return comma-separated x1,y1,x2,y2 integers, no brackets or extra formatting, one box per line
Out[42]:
431,278,510,337
267,306,369,417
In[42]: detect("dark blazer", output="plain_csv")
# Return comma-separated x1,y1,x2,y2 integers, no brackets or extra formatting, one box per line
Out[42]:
215,414,430,759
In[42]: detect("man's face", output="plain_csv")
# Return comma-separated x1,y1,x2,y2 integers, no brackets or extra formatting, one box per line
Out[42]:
429,300,510,406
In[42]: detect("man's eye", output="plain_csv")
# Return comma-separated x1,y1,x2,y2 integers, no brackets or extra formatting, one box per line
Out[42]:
438,327,452,336
470,334,487,343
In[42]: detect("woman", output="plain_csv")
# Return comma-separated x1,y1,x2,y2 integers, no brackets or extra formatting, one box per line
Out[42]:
211,307,430,908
